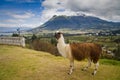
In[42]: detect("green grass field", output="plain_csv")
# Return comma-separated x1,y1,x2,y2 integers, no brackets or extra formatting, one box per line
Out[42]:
0,45,120,80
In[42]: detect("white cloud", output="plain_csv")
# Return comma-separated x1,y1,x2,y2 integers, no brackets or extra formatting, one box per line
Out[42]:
40,0,120,22
0,11,41,28
5,0,37,3
0,23,17,27
9,12,35,19
0,23,40,28
66,0,120,21
40,9,77,23
5,19,25,23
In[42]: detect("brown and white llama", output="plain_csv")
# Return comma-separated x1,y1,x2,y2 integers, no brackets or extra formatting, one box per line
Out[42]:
54,31,102,75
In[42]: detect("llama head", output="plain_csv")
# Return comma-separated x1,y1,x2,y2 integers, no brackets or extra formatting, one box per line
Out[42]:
54,31,62,40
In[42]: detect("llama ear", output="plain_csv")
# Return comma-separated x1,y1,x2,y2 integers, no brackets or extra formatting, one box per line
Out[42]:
55,31,62,34
56,31,60,33
59,31,63,34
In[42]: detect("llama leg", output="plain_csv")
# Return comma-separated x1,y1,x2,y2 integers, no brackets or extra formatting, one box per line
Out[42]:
82,58,91,71
92,62,99,75
68,59,74,75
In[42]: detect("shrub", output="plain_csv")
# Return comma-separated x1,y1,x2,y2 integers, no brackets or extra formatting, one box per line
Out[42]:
31,39,60,56
12,33,19,37
113,38,120,60
31,34,37,42
51,38,57,46
113,46,120,60
101,50,114,59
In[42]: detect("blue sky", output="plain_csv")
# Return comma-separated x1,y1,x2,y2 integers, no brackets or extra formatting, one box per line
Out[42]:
0,0,44,28
0,0,120,28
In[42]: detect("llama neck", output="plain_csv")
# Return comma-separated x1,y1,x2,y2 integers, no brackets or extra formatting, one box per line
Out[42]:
57,34,67,57
58,34,66,46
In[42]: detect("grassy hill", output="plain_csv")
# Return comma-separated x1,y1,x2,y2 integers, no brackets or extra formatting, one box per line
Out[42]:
0,45,120,80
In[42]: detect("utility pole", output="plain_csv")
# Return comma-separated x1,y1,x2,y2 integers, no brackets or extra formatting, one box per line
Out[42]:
17,28,20,37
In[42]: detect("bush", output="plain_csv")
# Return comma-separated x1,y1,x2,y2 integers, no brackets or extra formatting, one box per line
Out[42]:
101,51,114,59
113,46,120,60
31,39,60,56
31,34,37,42
51,38,57,46
12,33,19,37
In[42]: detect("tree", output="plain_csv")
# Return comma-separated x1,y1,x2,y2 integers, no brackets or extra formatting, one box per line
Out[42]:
31,34,37,41
12,33,19,37
114,38,120,60
66,38,70,43
51,38,57,46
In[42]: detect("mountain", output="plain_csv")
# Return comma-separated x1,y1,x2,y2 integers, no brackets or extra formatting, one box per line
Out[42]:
30,15,120,33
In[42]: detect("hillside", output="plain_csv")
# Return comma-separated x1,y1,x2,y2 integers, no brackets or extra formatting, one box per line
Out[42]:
0,45,120,80
30,15,120,33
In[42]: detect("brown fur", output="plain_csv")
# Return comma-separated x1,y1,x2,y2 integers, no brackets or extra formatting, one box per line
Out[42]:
70,43,102,63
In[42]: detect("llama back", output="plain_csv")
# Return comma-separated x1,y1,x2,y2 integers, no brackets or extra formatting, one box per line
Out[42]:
70,43,102,62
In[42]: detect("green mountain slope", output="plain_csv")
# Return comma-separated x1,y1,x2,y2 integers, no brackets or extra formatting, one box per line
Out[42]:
0,45,120,80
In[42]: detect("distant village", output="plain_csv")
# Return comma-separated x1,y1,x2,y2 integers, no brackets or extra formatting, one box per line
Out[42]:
85,31,120,36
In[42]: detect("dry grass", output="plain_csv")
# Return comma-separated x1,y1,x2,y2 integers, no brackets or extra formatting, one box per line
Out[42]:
0,45,120,80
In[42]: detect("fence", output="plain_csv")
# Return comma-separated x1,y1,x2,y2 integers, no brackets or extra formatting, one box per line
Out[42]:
0,37,25,47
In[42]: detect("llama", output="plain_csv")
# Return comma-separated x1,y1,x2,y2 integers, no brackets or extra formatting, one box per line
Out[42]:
54,31,102,75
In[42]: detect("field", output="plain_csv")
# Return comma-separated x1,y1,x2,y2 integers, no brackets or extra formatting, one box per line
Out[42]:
0,45,120,80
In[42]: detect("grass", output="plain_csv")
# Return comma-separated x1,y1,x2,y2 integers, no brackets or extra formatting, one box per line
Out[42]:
100,59,120,66
0,45,120,80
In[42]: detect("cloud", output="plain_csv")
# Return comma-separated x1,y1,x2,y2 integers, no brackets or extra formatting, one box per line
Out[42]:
0,23,17,27
5,0,38,3
0,23,39,28
8,12,35,19
41,0,120,22
40,0,76,23
40,9,76,23
0,11,40,28
67,0,120,21
5,19,25,23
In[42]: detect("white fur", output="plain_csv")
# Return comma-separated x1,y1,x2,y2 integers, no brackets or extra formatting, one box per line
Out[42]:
57,34,70,58
56,33,74,75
